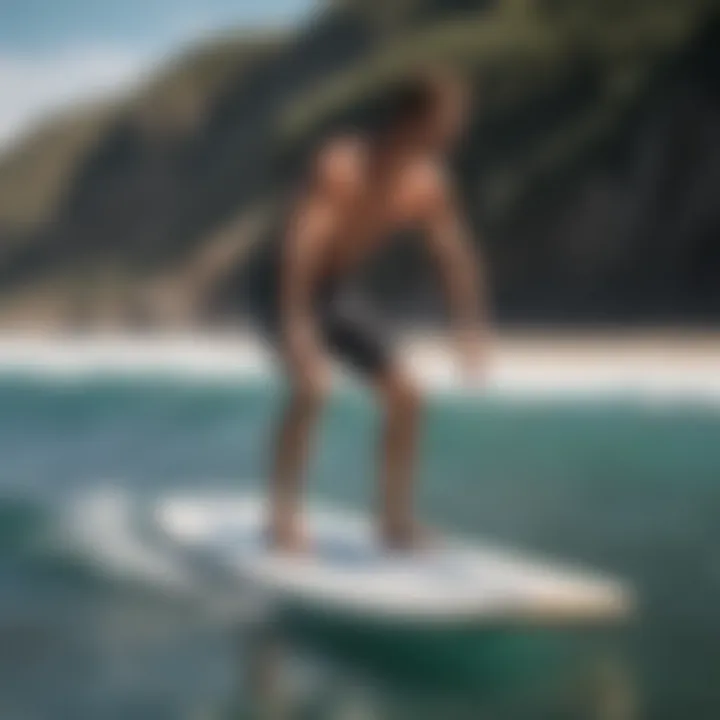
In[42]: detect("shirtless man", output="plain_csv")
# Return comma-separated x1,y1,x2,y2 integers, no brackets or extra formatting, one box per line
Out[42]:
248,68,489,552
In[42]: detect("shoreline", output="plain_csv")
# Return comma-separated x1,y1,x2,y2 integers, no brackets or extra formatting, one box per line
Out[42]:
0,330,718,402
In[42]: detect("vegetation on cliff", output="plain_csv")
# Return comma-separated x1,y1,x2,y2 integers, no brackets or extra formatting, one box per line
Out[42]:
0,0,717,327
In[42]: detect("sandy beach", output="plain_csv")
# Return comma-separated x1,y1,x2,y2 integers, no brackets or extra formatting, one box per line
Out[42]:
0,330,717,402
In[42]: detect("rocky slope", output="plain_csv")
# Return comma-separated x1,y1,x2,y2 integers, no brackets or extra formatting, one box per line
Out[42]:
0,0,717,328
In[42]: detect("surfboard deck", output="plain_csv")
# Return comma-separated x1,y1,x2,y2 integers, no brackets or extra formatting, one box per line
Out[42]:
154,494,633,627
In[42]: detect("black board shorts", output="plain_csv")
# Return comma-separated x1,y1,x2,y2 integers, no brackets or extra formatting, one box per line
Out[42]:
246,241,392,378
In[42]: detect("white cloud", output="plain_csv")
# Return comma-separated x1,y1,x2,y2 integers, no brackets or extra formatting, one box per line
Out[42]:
0,47,155,151
0,1,312,154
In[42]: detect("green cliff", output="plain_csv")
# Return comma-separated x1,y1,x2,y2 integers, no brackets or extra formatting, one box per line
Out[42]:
0,0,718,327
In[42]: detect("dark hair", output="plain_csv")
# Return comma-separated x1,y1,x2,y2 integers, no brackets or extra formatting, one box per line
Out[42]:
271,68,465,184
385,75,438,122
379,68,464,127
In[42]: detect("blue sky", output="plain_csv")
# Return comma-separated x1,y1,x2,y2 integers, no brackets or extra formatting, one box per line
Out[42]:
0,0,311,147
0,0,310,51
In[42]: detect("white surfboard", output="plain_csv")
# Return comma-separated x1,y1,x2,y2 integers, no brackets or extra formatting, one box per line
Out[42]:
155,494,633,625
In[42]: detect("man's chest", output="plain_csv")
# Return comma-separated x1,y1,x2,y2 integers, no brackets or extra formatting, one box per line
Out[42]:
345,178,425,241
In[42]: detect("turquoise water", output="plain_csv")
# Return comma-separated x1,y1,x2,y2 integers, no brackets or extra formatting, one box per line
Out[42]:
0,375,719,718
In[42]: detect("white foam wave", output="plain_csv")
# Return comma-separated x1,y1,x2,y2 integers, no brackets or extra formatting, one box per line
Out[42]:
62,486,197,595
0,333,718,405
58,485,269,624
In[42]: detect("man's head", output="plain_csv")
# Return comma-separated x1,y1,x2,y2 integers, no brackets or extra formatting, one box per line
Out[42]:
381,67,471,152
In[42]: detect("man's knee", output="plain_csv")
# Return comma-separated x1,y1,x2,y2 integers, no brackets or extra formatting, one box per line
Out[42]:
290,381,328,416
381,372,422,419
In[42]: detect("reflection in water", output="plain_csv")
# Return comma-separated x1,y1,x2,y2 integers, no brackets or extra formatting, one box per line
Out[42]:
234,616,638,720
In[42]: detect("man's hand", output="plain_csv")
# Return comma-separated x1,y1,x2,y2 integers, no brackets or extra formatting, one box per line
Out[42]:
283,315,332,401
455,324,490,384
419,164,491,385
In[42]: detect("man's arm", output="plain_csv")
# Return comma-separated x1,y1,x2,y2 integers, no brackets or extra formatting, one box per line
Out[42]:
422,174,489,376
280,138,364,392
280,196,335,392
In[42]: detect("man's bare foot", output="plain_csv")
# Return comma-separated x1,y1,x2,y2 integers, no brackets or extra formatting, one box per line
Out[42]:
380,523,439,552
267,523,310,555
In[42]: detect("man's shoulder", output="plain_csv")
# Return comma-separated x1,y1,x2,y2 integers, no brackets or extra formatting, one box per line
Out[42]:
401,157,452,215
312,134,370,192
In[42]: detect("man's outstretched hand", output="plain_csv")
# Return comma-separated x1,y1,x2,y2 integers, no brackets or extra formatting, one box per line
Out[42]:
456,325,490,385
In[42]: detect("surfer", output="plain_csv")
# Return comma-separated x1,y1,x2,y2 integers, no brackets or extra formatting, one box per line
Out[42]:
248,67,489,552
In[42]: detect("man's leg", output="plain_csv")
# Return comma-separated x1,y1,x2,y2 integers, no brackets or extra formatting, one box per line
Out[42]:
268,384,325,552
323,291,426,549
375,366,424,548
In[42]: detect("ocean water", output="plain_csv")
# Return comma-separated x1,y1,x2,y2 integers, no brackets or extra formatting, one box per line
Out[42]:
0,374,719,719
